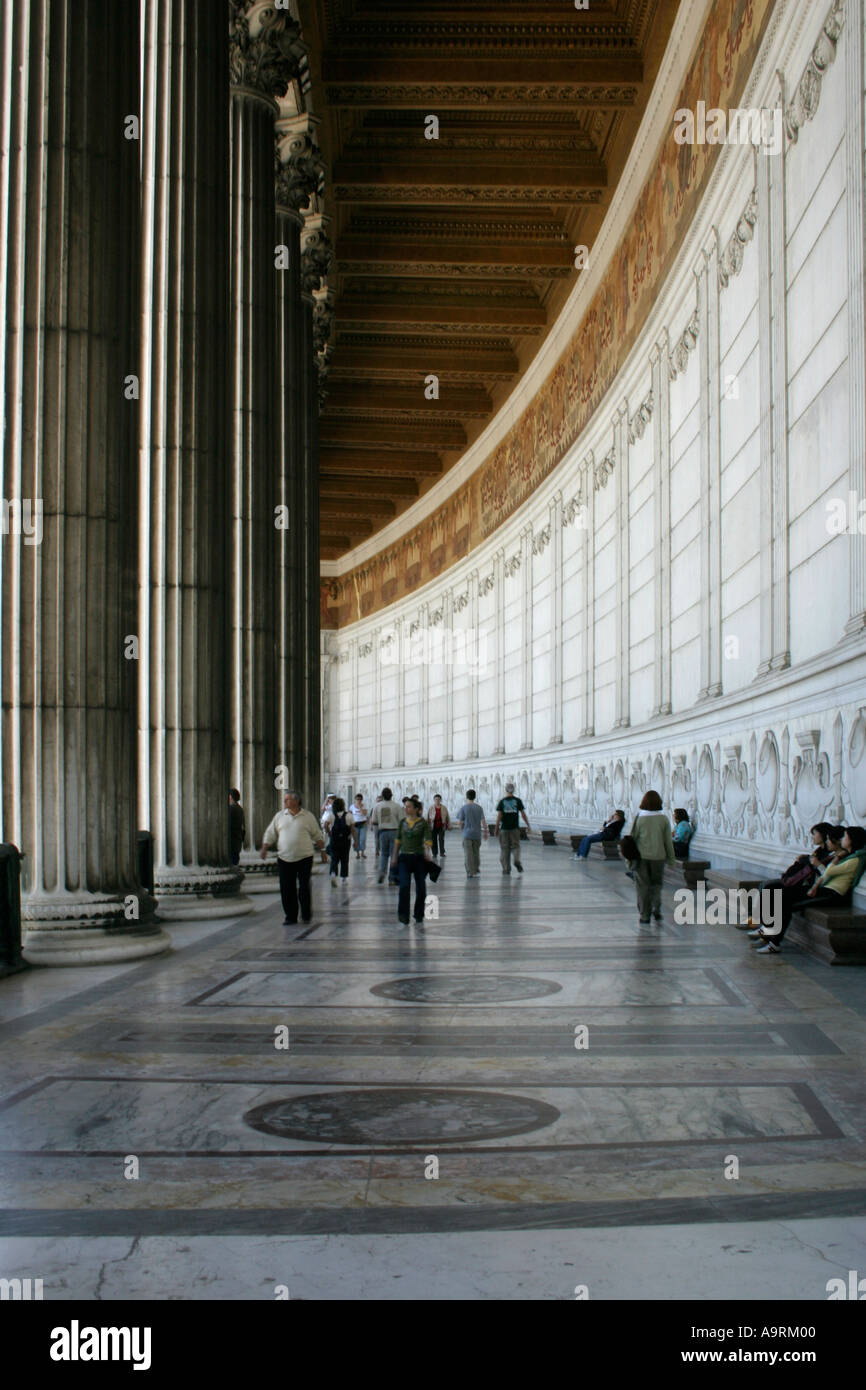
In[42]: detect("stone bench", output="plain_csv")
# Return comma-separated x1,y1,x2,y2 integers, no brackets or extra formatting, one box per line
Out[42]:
705,865,866,965
665,858,711,888
541,829,557,846
787,903,866,966
569,834,621,860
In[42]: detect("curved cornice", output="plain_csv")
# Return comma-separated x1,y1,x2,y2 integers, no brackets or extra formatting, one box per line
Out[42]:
322,0,789,625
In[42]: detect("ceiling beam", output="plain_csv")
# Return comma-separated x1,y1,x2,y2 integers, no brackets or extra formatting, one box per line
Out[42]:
329,343,518,377
320,419,465,449
320,474,420,499
324,382,491,416
319,448,443,474
322,497,398,519
322,54,643,87
336,236,574,273
337,296,546,329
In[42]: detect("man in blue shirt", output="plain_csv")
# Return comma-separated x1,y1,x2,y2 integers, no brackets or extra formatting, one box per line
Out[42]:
457,789,490,878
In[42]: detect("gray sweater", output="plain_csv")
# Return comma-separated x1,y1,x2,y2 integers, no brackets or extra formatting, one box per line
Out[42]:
630,811,675,865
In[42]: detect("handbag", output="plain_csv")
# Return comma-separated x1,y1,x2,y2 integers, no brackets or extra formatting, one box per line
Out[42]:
619,817,641,863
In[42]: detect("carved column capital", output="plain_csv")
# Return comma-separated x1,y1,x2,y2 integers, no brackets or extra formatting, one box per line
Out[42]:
276,117,325,214
230,2,305,104
300,214,334,296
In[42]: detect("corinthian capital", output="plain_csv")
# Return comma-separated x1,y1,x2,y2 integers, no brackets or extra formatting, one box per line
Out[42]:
276,125,325,213
229,2,305,101
300,216,334,295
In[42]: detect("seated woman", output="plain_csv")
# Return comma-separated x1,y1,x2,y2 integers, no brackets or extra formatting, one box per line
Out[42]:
574,809,625,860
672,808,694,860
752,825,866,954
745,823,834,939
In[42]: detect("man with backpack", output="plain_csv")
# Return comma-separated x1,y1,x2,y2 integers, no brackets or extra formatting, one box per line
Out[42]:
325,796,357,886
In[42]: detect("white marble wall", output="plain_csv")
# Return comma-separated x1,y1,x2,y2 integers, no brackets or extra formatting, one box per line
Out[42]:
323,0,866,889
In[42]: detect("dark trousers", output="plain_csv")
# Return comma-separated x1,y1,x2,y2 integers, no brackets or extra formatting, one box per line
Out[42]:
278,856,313,923
432,825,446,855
397,852,427,922
674,841,690,860
762,886,848,941
329,844,350,879
577,831,604,857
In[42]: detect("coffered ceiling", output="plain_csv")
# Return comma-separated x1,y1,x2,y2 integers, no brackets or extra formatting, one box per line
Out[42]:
297,0,681,561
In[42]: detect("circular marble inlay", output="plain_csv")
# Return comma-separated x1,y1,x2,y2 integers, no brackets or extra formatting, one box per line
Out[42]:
369,973,562,1003
421,921,554,939
244,1087,561,1145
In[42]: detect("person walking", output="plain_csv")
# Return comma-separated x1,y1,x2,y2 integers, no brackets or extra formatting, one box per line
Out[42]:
623,791,675,923
350,793,369,859
427,793,451,857
261,791,328,926
391,797,433,926
371,787,401,884
228,788,245,866
495,781,531,874
457,788,489,877
326,796,357,887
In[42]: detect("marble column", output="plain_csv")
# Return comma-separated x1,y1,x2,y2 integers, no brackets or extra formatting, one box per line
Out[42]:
138,0,250,920
0,0,169,964
845,0,866,638
229,0,301,862
372,626,382,768
418,603,430,767
520,527,533,750
549,493,564,745
580,454,596,738
468,571,480,760
613,407,631,729
442,588,454,762
756,91,790,676
493,549,506,755
651,335,673,718
300,213,331,808
395,618,406,767
696,243,723,699
275,117,320,810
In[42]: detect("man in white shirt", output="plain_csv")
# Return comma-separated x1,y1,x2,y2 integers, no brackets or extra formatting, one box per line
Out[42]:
261,791,327,925
370,786,402,885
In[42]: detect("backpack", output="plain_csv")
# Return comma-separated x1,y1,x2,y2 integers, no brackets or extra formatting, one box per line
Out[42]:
331,812,352,847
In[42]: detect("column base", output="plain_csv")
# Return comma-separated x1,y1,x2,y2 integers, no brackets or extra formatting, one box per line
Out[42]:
153,865,254,921
22,924,171,968
239,851,280,894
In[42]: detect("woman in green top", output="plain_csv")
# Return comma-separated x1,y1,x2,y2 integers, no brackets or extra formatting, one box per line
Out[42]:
391,796,433,926
626,790,676,923
755,825,866,953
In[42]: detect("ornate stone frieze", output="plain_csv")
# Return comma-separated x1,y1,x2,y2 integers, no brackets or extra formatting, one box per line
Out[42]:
357,640,373,657
594,449,615,490
532,525,551,556
718,188,758,289
478,572,496,595
668,310,699,379
332,185,605,205
503,552,521,577
454,591,470,612
230,2,304,100
627,391,653,444
324,86,640,108
784,0,845,144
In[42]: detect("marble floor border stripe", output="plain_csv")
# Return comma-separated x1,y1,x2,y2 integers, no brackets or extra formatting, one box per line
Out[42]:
4,1188,866,1236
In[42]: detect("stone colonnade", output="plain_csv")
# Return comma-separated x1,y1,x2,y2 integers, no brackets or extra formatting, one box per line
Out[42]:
0,0,328,961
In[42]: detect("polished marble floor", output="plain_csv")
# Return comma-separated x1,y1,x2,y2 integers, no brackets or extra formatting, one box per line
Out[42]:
1,842,865,1299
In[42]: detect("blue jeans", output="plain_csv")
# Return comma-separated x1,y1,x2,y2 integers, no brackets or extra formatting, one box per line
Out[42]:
355,822,367,853
578,832,604,858
378,829,397,881
397,853,427,922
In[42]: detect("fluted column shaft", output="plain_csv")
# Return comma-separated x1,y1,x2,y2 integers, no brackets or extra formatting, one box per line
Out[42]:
300,285,322,809
138,0,248,918
275,202,304,797
0,0,166,963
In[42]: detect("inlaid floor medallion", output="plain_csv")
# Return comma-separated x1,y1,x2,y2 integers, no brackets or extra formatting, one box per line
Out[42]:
243,1087,562,1145
369,973,562,1003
